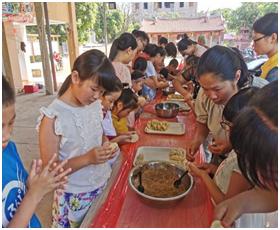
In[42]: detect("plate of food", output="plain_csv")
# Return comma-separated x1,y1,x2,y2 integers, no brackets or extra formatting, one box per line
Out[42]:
133,146,187,168
145,119,185,135
167,93,185,101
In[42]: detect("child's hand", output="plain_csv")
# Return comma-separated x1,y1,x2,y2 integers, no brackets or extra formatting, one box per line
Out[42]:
117,134,133,143
187,162,207,178
89,145,112,164
27,154,72,200
26,159,43,189
137,96,146,107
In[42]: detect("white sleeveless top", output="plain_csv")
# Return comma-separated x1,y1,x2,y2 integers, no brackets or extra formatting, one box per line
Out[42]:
36,99,112,193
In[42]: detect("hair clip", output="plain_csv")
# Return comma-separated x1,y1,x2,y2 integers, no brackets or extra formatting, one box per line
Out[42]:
123,84,130,89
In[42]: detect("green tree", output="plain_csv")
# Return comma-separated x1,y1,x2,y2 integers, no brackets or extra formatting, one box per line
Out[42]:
26,24,67,45
75,2,98,44
93,3,139,43
213,2,278,34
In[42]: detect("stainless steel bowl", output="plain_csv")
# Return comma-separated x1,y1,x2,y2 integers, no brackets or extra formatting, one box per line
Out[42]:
162,87,176,96
128,161,193,207
155,102,179,118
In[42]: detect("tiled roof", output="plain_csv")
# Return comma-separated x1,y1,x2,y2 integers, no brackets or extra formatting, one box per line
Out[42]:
140,16,224,33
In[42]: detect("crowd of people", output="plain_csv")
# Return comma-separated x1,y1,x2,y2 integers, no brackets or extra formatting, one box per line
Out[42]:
2,12,278,228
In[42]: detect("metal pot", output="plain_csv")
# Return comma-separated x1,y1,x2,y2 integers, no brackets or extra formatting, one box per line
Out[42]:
155,102,179,118
128,161,193,208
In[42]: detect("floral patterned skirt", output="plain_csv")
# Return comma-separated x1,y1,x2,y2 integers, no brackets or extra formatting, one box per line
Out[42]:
51,188,103,228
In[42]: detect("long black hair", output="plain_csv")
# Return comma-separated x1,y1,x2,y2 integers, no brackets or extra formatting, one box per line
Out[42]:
253,13,278,37
2,75,15,107
197,45,249,88
58,49,117,96
109,32,137,61
230,81,278,190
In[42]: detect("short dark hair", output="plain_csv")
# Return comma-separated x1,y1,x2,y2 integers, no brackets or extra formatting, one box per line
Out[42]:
177,35,196,52
165,42,177,57
3,75,15,107
169,58,179,67
58,49,118,96
131,70,145,81
132,29,150,44
253,13,278,36
223,87,259,122
103,76,123,96
159,68,169,79
158,36,168,45
143,44,166,57
230,81,278,190
185,55,199,67
115,88,138,110
133,57,147,72
197,45,249,89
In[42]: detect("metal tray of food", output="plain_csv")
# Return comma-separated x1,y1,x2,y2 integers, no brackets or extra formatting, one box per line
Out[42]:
165,100,190,111
133,146,186,168
144,119,185,135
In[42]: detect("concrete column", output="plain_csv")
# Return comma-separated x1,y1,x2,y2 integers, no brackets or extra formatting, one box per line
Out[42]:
15,24,33,84
66,2,79,68
34,2,54,95
218,32,222,45
2,21,23,92
209,32,213,47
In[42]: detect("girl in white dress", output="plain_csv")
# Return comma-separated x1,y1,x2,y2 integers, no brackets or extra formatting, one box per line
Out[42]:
37,49,120,227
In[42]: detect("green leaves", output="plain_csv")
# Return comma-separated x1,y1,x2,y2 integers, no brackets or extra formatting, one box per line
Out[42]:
75,2,98,44
216,2,278,34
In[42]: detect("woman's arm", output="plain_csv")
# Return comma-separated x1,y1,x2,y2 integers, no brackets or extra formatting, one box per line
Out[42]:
202,171,251,204
143,75,169,89
39,117,112,173
172,76,195,111
214,187,278,227
186,121,209,161
189,165,253,205
172,75,189,97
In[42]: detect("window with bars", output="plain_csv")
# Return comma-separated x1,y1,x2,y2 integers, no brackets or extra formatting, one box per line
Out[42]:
164,2,171,8
179,2,184,8
144,2,148,9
